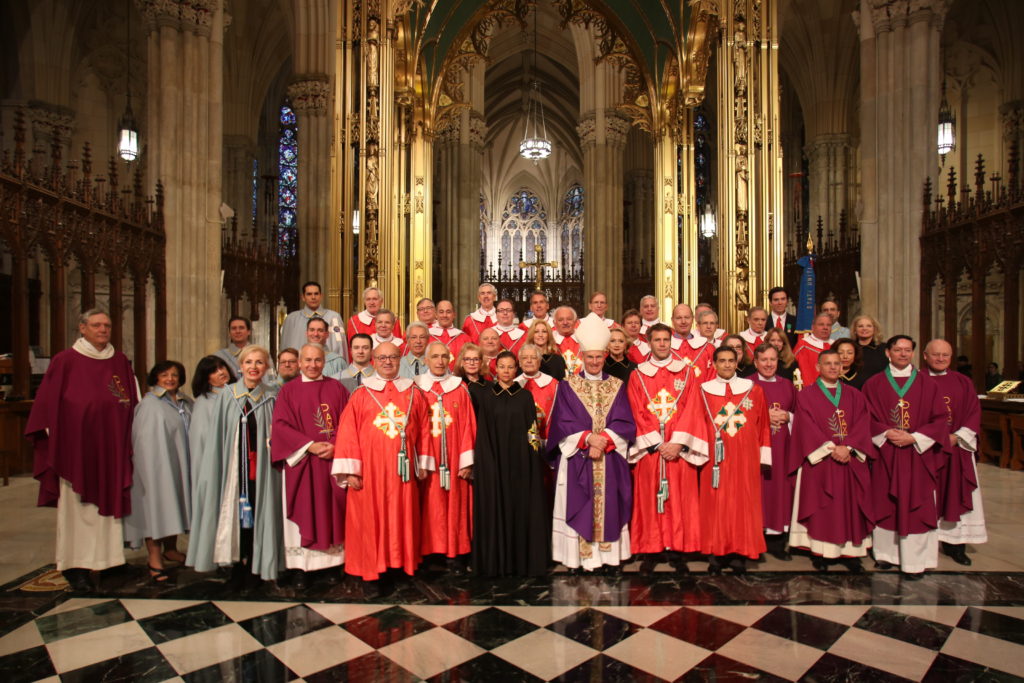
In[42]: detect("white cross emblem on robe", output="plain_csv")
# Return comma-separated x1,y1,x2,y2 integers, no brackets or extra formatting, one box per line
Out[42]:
714,401,747,437
680,356,702,377
563,349,582,375
647,388,677,422
430,401,453,438
373,402,406,439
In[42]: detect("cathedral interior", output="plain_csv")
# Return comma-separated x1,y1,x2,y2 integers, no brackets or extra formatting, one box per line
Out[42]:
1,1,1024,681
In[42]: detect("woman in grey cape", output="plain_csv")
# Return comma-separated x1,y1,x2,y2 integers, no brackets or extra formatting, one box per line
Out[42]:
186,345,283,586
188,356,236,494
124,360,193,582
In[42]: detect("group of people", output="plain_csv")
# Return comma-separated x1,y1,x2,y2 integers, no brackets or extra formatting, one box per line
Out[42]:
27,280,986,595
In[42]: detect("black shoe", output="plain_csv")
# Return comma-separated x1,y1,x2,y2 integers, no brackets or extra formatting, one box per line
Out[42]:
942,543,972,566
840,558,864,574
669,553,690,574
445,558,466,576
728,557,747,575
766,535,792,561
874,560,895,570
707,556,723,575
63,568,91,592
900,571,924,581
291,570,308,590
361,580,381,600
811,557,829,572
639,557,657,576
770,548,792,561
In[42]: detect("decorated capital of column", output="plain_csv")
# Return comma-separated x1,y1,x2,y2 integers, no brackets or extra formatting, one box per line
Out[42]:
28,103,75,160
579,110,629,315
856,0,949,341
288,75,332,286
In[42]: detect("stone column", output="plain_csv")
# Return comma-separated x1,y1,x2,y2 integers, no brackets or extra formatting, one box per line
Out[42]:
857,0,948,339
804,133,853,234
222,134,256,236
139,0,224,370
579,110,629,315
288,76,332,285
1001,100,1023,188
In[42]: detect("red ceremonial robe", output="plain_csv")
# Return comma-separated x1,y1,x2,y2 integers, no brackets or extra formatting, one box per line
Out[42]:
332,376,432,580
429,326,468,367
739,329,766,359
793,335,831,387
790,381,876,549
462,308,498,343
27,345,138,517
627,339,651,365
271,376,349,552
672,336,715,380
416,374,475,557
554,331,583,378
626,359,707,554
516,372,559,441
751,374,799,532
348,310,405,344
697,376,771,558
495,324,527,355
862,367,949,536
928,370,981,523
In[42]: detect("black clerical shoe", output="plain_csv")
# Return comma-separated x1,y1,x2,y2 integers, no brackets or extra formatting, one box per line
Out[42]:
62,568,92,592
766,536,792,561
941,542,972,566
291,570,308,591
361,580,381,600
446,558,467,576
707,556,723,575
840,558,864,574
728,557,747,575
639,557,658,575
811,557,829,573
874,560,895,570
669,553,689,574
900,571,924,581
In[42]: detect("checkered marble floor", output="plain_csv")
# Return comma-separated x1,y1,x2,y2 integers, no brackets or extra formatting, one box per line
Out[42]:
2,589,1023,681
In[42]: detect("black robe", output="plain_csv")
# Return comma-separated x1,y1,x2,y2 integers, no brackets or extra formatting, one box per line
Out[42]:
540,353,567,380
603,356,636,383
468,381,550,577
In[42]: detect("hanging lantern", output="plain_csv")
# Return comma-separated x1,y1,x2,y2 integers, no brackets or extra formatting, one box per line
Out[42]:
117,99,139,161
937,86,955,158
699,203,717,238
520,82,552,161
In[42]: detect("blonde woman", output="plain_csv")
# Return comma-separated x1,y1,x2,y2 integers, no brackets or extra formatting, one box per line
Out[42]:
763,327,796,381
524,319,566,379
850,314,886,380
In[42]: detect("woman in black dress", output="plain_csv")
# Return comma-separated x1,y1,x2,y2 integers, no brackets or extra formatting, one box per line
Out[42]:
469,351,550,577
850,314,886,380
603,328,636,381
525,319,567,380
834,338,867,389
454,343,489,388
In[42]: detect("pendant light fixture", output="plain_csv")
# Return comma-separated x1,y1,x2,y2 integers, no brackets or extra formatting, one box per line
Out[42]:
519,5,551,162
117,0,139,162
937,82,955,159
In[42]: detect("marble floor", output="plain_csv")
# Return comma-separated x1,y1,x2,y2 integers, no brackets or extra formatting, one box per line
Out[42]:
0,463,1021,682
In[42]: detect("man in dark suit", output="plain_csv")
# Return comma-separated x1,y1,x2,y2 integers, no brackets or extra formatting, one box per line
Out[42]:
768,287,798,347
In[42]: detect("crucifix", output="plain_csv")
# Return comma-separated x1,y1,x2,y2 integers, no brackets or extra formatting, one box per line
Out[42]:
519,243,558,290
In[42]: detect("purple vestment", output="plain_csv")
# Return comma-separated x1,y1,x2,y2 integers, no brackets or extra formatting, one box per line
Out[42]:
929,371,980,522
271,378,349,551
546,373,636,543
752,375,799,531
26,347,137,517
863,369,949,536
791,383,875,546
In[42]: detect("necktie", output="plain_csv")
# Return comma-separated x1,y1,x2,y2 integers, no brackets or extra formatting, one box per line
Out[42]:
356,371,362,386
414,359,421,375
775,316,783,329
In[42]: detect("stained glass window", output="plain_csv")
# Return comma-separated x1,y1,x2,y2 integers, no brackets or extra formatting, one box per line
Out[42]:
694,107,711,216
277,102,298,259
499,189,547,273
559,184,584,273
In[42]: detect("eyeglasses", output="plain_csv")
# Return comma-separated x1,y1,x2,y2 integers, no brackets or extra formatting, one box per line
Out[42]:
376,355,400,362
463,357,481,363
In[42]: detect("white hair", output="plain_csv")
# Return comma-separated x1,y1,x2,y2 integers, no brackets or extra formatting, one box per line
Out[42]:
79,307,110,325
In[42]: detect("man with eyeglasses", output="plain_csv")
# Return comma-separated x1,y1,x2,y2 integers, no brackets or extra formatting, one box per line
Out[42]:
494,299,526,354
415,298,437,326
333,342,431,597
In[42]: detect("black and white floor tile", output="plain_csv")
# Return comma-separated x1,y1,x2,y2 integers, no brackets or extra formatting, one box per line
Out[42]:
1,565,1023,682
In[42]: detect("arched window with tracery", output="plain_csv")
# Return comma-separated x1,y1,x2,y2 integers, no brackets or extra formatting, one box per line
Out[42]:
559,184,583,274
277,101,298,259
499,189,548,275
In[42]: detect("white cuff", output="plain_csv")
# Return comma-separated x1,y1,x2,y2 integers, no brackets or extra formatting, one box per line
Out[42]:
458,448,474,468
635,429,661,451
955,427,977,452
559,431,587,460
331,458,361,478
851,448,868,462
760,445,772,466
911,432,936,454
604,429,629,456
807,441,835,465
286,441,314,467
418,454,436,472
871,432,887,448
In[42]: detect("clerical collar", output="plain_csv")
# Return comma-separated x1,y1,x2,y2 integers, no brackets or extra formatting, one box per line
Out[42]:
757,373,776,382
927,369,947,376
583,370,604,380
300,374,324,382
650,355,673,367
73,337,115,360
715,374,738,384
889,363,914,377
820,378,839,388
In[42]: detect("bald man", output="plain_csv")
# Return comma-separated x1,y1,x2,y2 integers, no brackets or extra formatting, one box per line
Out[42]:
792,313,833,388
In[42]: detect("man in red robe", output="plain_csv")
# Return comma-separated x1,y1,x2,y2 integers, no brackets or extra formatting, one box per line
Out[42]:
494,298,527,353
638,295,663,337
332,342,431,595
347,286,404,343
792,313,833,388
27,309,138,591
462,283,499,342
430,300,468,364
862,335,949,579
697,345,771,574
788,349,876,573
739,307,769,358
924,339,986,566
675,309,717,378
552,306,582,377
626,323,707,574
271,343,349,588
416,342,475,573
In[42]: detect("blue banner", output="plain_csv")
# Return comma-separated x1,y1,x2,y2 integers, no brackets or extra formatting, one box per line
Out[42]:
795,254,817,334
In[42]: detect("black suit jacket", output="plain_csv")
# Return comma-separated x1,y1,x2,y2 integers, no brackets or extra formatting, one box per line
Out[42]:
771,313,799,347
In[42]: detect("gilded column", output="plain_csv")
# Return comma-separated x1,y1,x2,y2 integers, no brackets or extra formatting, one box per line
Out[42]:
579,110,629,315
716,0,783,333
857,0,948,339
